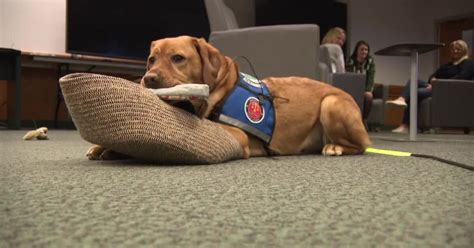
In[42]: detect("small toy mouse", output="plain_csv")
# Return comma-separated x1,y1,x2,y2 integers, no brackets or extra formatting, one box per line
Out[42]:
23,127,49,140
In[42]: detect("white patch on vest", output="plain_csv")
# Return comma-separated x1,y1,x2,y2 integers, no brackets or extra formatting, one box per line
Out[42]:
240,73,262,88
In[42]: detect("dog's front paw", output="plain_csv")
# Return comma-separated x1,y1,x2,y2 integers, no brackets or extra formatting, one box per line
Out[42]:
322,144,343,156
86,145,132,160
86,145,107,160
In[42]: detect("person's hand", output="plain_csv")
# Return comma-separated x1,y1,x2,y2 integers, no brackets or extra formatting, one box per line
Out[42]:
365,91,373,98
427,84,432,91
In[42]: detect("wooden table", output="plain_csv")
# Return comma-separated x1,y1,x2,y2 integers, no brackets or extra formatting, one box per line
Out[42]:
375,43,444,141
0,49,146,129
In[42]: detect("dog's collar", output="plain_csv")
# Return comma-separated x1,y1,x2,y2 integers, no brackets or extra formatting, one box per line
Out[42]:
213,72,276,144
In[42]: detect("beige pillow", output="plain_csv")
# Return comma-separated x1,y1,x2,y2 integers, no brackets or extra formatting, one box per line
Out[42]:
59,73,242,164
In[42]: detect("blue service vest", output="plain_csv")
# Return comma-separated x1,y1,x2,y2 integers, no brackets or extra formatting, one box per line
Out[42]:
216,72,275,144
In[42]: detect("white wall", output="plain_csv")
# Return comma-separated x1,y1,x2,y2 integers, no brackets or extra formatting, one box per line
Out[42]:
0,0,65,53
348,0,474,85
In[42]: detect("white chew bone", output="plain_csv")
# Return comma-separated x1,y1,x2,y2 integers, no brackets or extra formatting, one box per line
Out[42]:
148,84,209,99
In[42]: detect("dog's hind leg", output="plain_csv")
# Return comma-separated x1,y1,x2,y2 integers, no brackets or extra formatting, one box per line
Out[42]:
319,95,371,156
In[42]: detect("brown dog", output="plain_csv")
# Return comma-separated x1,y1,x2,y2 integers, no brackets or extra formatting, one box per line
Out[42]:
87,36,370,159
139,35,370,158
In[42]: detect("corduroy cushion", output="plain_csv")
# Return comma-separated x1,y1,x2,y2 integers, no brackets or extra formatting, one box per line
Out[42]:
59,73,243,164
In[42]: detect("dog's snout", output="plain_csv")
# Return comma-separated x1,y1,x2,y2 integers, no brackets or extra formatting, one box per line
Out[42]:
142,73,159,88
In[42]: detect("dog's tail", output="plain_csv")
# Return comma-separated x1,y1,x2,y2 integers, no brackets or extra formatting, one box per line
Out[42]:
331,117,371,154
320,94,371,154
347,116,372,149
341,96,371,151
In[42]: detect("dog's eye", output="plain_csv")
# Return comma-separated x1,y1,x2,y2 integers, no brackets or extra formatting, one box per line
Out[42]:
171,54,185,63
148,57,155,65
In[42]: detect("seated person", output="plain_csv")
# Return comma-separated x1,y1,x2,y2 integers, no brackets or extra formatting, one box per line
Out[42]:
321,27,347,73
322,27,346,47
346,40,376,122
386,39,474,133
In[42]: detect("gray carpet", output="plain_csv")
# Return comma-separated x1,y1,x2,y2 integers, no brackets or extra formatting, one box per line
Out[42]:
1,130,473,247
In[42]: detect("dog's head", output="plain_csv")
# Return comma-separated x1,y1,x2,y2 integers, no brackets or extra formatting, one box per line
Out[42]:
141,36,235,90
141,36,237,117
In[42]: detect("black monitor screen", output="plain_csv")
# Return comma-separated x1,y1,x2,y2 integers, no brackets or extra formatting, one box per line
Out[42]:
67,0,210,60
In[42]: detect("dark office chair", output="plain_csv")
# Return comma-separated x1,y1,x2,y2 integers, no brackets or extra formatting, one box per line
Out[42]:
366,84,389,130
419,79,474,133
319,44,366,112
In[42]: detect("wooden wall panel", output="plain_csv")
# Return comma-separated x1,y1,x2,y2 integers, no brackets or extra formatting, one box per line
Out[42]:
0,81,7,120
0,70,143,128
438,17,474,65
384,85,404,126
21,68,60,121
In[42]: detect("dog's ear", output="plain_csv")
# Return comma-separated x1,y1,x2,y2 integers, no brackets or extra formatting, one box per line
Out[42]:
149,41,156,52
193,38,223,86
146,41,157,71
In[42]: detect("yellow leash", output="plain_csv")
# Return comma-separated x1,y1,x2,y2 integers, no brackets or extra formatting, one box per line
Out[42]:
364,147,474,171
365,147,411,157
